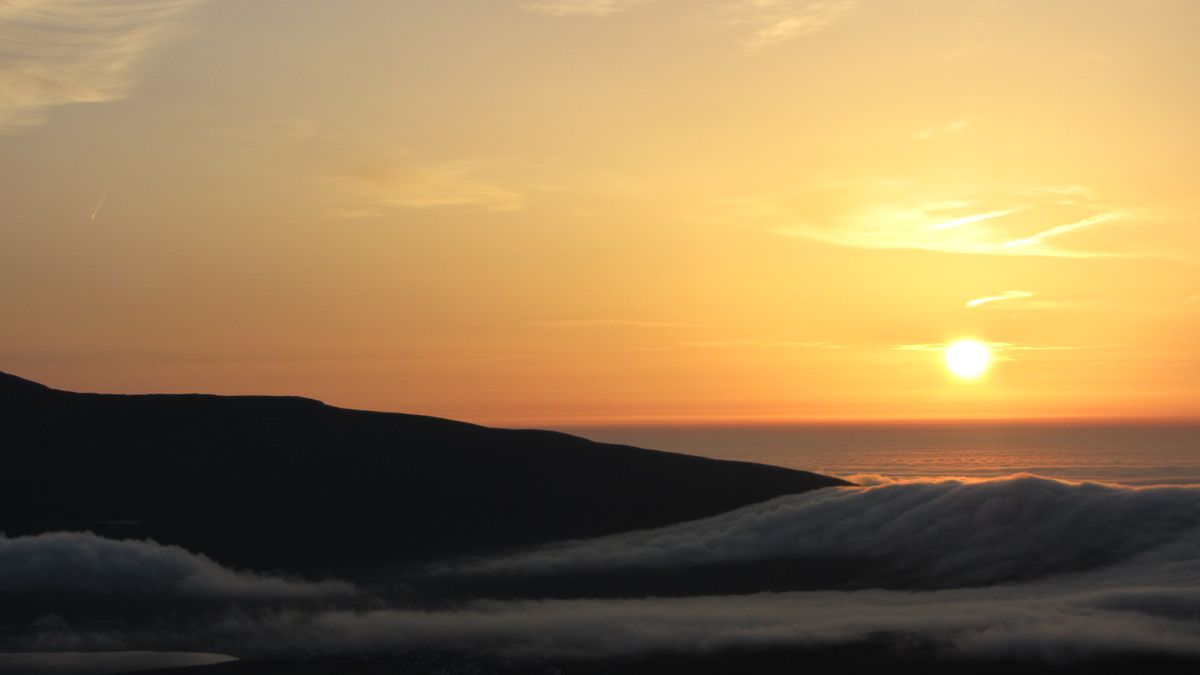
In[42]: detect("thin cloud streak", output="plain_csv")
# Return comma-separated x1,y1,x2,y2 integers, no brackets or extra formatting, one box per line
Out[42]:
1004,211,1125,249
894,341,1123,354
682,340,844,349
89,183,112,220
324,161,523,215
520,0,861,49
529,319,704,328
966,290,1035,308
929,209,1017,231
748,180,1138,258
519,0,654,16
916,119,972,141
0,0,203,133
731,0,862,51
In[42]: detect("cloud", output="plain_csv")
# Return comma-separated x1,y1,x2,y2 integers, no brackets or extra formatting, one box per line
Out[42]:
519,0,654,16
0,652,236,675
8,480,1200,663
0,531,354,599
927,208,1017,231
916,119,972,141
750,180,1133,257
529,319,703,328
729,0,861,51
226,579,1200,660
965,290,1035,308
0,0,202,133
681,340,843,349
521,0,860,49
897,338,1118,355
324,162,523,215
1003,211,1126,249
450,476,1200,589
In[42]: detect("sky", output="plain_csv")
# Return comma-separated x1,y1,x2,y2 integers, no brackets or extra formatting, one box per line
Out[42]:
2,0,1198,424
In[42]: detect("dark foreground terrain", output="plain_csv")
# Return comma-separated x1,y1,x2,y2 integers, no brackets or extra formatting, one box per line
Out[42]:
0,371,846,573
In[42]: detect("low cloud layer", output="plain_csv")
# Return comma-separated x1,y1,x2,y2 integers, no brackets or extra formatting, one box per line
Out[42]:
6,478,1200,663
0,0,202,132
454,476,1200,588
230,575,1200,660
0,531,354,599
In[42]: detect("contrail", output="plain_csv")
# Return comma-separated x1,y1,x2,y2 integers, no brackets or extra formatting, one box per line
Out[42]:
90,183,112,220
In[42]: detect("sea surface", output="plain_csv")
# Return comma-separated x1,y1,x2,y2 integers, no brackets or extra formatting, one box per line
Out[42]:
557,422,1200,486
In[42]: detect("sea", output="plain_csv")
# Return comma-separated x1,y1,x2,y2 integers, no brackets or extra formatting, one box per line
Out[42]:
557,422,1200,486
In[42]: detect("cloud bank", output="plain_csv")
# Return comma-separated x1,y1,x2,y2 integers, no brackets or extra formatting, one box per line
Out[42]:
227,575,1200,660
5,478,1200,663
453,476,1200,588
0,0,202,132
0,531,354,599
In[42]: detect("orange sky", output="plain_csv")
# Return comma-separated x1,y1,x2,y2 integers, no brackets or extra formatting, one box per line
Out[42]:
2,0,1198,424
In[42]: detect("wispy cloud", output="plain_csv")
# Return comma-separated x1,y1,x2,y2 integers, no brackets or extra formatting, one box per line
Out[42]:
729,0,862,51
928,208,1018,231
743,179,1134,258
324,161,523,216
519,0,654,17
682,340,843,349
529,319,703,328
894,341,1121,354
1003,211,1125,249
965,290,1035,308
0,0,202,133
916,119,972,141
521,0,860,49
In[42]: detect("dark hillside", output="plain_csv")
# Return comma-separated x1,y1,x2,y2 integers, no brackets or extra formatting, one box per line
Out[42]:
0,372,848,573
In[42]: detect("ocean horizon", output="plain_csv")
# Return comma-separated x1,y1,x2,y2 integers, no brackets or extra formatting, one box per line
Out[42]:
559,422,1200,486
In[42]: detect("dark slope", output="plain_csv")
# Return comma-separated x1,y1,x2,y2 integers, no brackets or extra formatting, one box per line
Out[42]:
0,372,848,572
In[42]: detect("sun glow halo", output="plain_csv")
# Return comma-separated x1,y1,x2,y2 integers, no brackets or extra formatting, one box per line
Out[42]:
944,340,991,379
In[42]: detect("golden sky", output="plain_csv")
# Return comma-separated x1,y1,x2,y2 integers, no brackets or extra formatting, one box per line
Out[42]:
2,0,1198,424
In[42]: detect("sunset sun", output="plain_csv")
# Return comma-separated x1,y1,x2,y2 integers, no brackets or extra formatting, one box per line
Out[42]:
944,340,991,379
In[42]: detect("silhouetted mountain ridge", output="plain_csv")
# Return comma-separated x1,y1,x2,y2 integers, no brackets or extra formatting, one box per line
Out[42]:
1,372,848,574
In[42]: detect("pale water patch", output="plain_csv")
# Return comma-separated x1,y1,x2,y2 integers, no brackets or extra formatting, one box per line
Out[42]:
0,651,236,675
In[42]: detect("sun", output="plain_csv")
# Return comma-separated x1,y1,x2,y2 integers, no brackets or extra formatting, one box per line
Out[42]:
944,339,991,379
